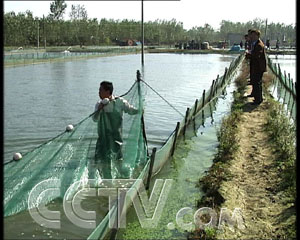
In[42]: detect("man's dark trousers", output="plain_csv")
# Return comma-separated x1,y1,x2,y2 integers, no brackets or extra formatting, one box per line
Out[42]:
252,72,263,103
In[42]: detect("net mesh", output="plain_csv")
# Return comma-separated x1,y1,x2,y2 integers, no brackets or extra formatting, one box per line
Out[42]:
4,79,148,218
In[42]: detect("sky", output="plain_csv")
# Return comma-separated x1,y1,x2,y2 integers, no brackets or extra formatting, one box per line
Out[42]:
3,0,296,30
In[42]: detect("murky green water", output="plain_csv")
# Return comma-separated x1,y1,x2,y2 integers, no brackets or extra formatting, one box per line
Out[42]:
117,81,236,240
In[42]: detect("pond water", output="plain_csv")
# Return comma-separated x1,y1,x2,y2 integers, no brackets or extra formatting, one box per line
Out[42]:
4,53,235,239
268,54,296,81
4,53,235,163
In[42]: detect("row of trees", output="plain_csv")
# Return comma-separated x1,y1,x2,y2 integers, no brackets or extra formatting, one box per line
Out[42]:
4,0,296,48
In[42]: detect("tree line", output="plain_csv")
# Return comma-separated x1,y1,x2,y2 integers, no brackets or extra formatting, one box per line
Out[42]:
4,0,296,48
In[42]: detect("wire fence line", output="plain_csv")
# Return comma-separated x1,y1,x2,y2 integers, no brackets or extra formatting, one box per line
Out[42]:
4,48,141,67
267,56,296,121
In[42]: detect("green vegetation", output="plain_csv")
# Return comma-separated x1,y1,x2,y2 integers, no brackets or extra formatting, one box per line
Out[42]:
190,62,248,240
264,97,296,201
4,1,296,48
261,77,296,238
191,63,296,239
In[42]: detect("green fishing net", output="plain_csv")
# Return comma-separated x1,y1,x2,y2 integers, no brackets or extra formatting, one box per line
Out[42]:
4,78,148,218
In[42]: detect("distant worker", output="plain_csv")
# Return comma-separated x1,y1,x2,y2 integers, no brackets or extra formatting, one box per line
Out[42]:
266,39,270,50
244,34,249,51
240,40,243,49
92,81,138,179
276,39,280,51
245,30,254,91
248,29,267,105
245,29,254,56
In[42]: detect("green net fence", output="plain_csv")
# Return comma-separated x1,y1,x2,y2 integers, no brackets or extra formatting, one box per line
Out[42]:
4,48,141,67
4,78,147,218
150,53,244,177
267,56,296,121
4,53,244,240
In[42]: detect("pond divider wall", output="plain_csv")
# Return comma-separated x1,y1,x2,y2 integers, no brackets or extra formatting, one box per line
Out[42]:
4,48,140,67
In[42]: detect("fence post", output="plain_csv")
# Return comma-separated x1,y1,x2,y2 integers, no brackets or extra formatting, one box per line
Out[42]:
284,70,287,86
214,76,219,96
292,81,296,96
278,64,281,77
171,122,180,156
209,101,214,124
193,99,198,117
288,73,291,89
222,68,228,86
283,83,287,103
202,90,206,108
209,80,215,101
110,189,127,240
193,99,198,134
183,107,190,137
201,109,205,127
146,147,157,190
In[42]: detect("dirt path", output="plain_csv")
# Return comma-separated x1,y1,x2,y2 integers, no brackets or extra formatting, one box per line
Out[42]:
216,82,289,239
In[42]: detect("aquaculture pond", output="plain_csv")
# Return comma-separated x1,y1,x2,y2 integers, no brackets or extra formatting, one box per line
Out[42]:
4,53,238,239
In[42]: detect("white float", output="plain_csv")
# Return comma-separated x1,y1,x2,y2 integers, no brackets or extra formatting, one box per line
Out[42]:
13,152,22,161
66,124,74,131
101,98,110,105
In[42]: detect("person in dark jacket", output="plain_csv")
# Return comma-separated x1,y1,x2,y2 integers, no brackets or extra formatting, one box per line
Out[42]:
248,29,267,104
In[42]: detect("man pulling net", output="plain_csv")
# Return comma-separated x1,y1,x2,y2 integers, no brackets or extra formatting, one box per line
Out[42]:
92,81,138,179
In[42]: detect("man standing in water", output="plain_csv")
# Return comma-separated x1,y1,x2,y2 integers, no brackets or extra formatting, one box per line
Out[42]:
92,81,138,179
248,29,267,105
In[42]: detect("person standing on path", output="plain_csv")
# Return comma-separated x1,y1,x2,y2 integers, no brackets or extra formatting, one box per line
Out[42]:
248,29,267,104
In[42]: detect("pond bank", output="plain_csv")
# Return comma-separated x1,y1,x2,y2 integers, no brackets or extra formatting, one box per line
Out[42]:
147,48,296,55
190,60,296,239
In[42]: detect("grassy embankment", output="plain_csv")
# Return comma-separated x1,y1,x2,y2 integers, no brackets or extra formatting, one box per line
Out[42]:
4,45,295,68
147,48,295,55
188,59,296,239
